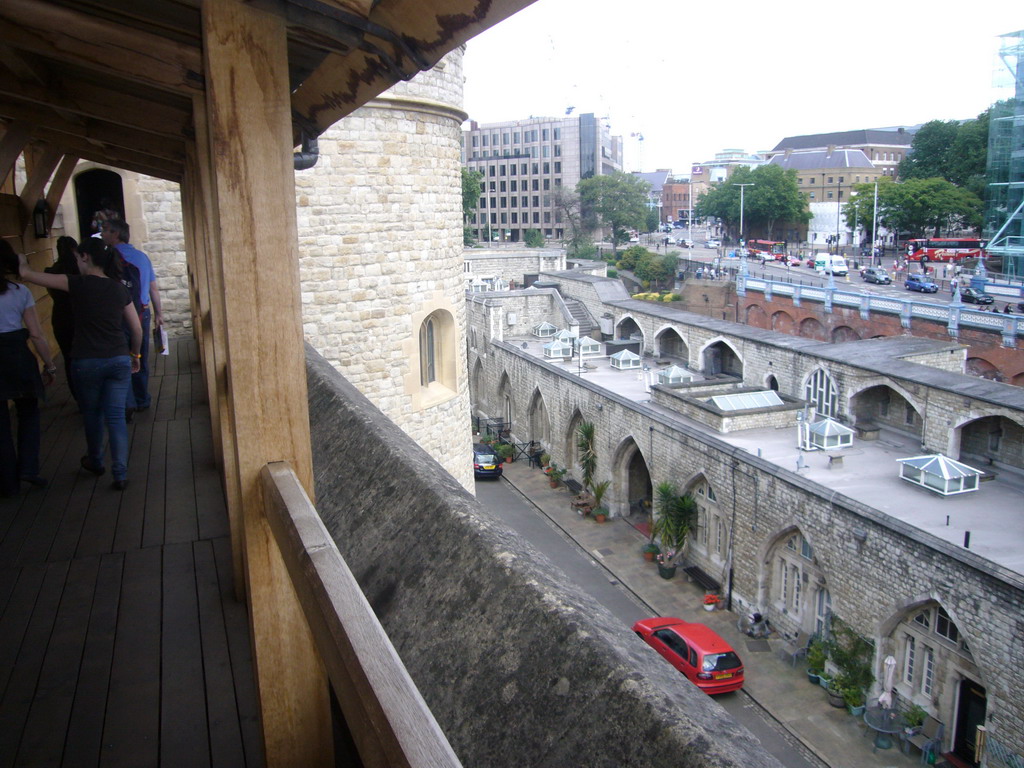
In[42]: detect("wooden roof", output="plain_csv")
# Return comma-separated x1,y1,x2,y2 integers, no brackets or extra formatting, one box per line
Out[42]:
0,0,535,182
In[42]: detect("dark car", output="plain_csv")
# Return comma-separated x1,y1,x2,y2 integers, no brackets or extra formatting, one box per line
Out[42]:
473,444,503,479
633,617,744,694
960,287,994,305
861,267,892,285
905,273,938,293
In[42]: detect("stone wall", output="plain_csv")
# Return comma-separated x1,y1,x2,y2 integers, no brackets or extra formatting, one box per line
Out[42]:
294,50,472,488
305,345,780,768
470,336,1024,754
463,248,565,287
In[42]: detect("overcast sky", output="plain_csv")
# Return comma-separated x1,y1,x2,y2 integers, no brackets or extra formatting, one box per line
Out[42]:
462,0,1022,174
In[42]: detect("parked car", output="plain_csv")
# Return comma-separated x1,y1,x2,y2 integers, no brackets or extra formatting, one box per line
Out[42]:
860,267,892,285
632,617,744,694
960,287,994,305
905,273,939,293
704,239,721,249
472,444,503,479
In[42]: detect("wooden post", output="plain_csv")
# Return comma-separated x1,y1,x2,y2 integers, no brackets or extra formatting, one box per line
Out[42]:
201,1,328,765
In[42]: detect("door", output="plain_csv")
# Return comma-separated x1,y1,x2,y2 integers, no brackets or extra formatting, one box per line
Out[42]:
952,678,986,765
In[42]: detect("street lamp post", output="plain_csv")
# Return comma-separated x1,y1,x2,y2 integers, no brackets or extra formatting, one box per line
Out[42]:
733,183,753,249
688,181,693,246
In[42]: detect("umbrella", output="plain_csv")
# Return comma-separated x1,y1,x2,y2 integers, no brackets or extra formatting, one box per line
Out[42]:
878,655,897,708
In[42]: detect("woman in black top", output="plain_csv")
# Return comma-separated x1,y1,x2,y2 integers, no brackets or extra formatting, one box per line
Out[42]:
45,236,80,402
20,239,142,490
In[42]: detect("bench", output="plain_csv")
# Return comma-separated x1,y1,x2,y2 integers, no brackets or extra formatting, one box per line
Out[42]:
564,478,583,496
826,453,844,469
683,565,721,593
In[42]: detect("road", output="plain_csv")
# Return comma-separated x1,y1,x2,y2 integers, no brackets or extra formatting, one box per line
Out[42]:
474,476,825,768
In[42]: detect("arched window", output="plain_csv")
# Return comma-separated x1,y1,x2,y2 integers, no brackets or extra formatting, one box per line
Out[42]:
805,369,838,417
411,308,457,409
420,316,437,386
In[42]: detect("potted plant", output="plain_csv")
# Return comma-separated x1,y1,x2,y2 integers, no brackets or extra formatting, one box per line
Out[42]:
545,463,567,488
806,638,828,685
590,479,611,522
843,685,866,716
652,482,696,574
576,421,598,492
539,452,550,468
703,593,721,612
655,550,677,579
826,676,848,708
642,542,660,562
828,617,874,711
494,442,514,463
904,704,927,735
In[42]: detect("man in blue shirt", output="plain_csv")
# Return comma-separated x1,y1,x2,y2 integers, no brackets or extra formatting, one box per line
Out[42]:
102,219,163,410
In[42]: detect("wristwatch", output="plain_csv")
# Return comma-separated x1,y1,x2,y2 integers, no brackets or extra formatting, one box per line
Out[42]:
45,365,57,375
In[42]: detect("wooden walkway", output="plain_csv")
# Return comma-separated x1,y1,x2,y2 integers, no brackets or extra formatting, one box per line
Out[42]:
0,338,263,768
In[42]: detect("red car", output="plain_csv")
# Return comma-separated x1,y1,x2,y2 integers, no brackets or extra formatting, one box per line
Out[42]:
632,617,744,694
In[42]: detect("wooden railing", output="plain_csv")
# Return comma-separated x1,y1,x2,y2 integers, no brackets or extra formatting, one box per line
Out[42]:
259,461,462,768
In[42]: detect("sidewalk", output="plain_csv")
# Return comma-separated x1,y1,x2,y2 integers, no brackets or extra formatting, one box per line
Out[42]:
500,458,925,768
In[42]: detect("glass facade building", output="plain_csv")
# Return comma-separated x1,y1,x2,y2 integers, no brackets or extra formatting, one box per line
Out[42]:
984,30,1024,277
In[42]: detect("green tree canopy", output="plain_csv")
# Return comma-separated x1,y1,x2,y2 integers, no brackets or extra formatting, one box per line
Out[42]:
523,229,544,247
633,251,676,289
577,171,650,251
845,176,982,238
898,108,990,198
461,167,482,222
694,164,810,240
461,167,483,245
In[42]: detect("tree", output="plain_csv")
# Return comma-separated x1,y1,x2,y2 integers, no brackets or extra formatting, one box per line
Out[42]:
645,207,661,233
634,251,676,289
523,229,544,247
899,108,991,198
652,482,697,564
616,245,648,271
461,167,483,245
898,120,960,181
552,185,595,257
577,171,650,252
694,164,810,240
576,421,598,491
846,176,982,238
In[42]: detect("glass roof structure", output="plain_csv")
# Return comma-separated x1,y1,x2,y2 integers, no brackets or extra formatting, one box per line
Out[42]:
710,391,784,411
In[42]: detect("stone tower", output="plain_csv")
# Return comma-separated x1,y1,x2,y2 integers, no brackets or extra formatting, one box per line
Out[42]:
295,49,473,489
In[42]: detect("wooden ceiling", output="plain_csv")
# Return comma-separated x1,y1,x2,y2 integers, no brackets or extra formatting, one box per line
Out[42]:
0,0,535,183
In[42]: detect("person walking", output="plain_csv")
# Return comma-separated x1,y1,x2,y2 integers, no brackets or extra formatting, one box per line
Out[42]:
45,236,80,403
0,240,56,496
101,219,161,411
19,239,142,491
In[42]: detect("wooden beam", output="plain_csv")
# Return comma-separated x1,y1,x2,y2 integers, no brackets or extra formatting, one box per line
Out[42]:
0,0,204,95
29,127,182,182
0,120,30,184
0,98,186,163
290,0,536,138
19,143,61,212
45,153,77,230
187,95,245,602
202,1,325,765
0,64,193,140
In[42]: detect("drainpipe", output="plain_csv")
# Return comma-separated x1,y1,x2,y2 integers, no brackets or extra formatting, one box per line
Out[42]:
293,131,319,170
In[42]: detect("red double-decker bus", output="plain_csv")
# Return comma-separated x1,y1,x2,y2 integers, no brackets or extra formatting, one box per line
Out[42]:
746,240,786,260
905,238,985,263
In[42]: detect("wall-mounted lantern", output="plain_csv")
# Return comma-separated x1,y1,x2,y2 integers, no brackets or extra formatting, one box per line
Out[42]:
32,199,50,239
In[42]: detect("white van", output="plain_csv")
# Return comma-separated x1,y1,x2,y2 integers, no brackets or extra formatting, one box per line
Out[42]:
814,253,848,276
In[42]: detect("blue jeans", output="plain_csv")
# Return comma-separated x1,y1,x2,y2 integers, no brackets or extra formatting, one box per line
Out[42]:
133,307,152,408
73,356,132,481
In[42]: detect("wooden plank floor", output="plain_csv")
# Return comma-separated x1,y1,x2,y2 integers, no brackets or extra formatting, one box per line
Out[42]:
0,338,264,768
